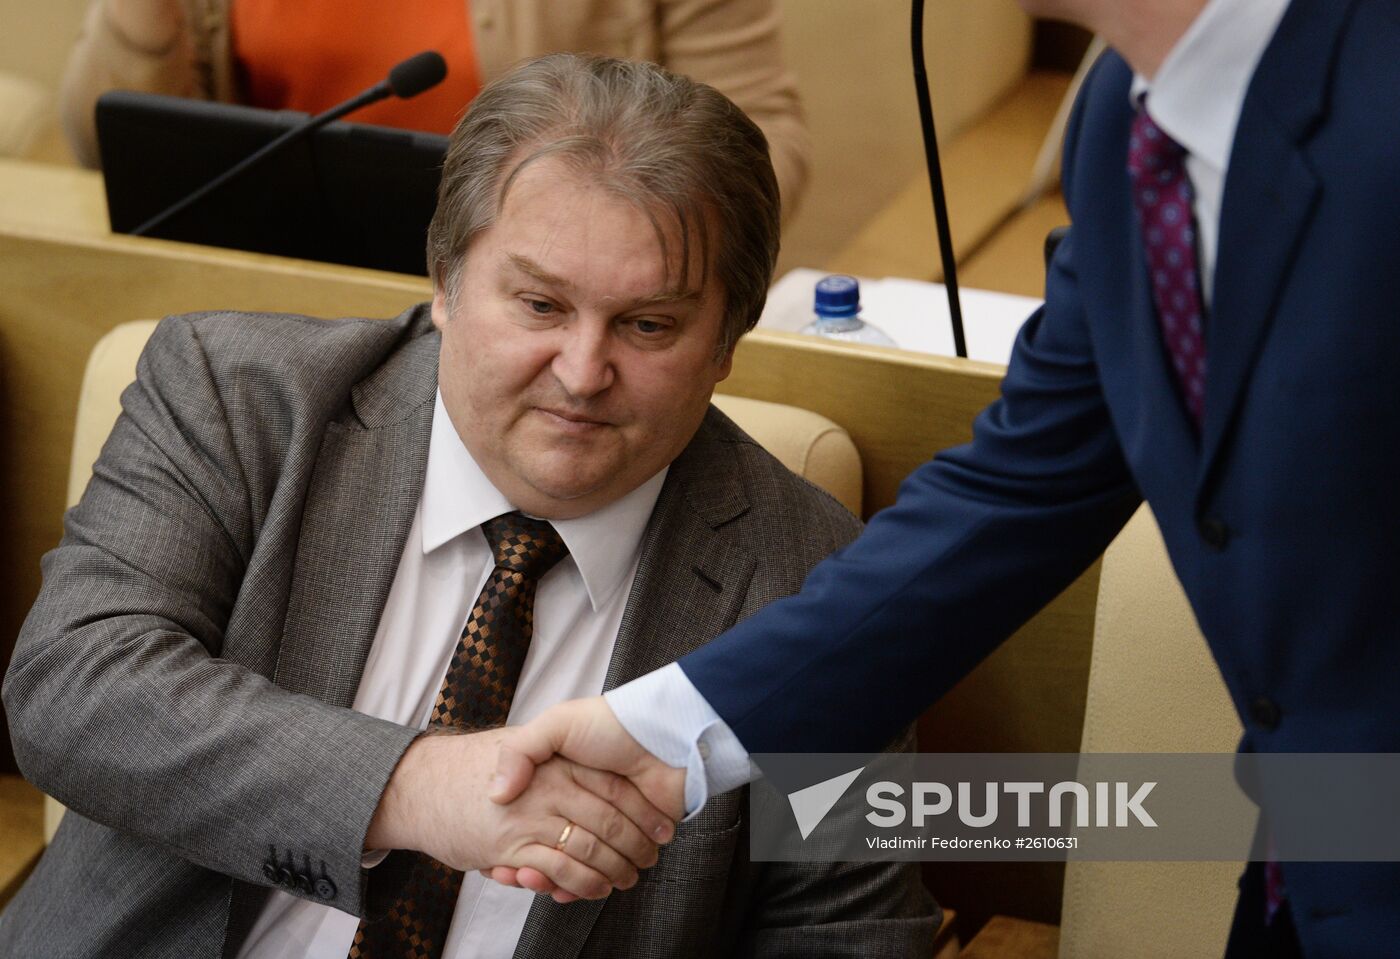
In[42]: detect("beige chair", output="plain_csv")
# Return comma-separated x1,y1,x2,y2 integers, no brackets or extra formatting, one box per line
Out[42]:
711,392,862,516
45,318,864,839
1056,505,1244,958
776,0,1033,271
960,506,1244,957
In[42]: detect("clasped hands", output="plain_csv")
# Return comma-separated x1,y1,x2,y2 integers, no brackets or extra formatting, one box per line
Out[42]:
366,697,684,903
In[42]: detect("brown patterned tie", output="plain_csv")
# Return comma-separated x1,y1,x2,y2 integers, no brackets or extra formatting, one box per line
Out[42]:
349,512,569,959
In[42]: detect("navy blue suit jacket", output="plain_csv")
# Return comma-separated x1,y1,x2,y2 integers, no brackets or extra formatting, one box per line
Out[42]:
682,0,1400,953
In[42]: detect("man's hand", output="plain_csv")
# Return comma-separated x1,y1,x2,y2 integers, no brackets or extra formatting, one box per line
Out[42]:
483,697,686,899
365,727,674,901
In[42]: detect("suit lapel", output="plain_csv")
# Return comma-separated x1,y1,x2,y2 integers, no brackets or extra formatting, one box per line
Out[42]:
1197,0,1354,492
271,331,439,705
603,421,756,688
514,411,756,958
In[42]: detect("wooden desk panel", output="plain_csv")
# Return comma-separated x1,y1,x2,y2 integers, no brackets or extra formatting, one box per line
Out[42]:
961,915,1060,959
723,331,1005,512
0,157,106,239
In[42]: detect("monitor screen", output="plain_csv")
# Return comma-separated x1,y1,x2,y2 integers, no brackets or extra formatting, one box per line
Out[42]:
97,91,448,276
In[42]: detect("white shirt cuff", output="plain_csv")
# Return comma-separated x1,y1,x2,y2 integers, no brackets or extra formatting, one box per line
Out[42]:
604,663,752,819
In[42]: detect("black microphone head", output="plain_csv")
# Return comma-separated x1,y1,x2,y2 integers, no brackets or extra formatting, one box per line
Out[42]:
388,51,448,99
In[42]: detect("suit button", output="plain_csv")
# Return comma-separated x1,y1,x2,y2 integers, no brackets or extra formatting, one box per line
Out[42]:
275,867,294,888
1249,696,1281,731
262,862,279,883
295,872,313,894
314,878,337,900
1198,516,1230,551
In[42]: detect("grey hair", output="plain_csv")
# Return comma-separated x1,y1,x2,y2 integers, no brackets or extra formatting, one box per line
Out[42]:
426,53,780,354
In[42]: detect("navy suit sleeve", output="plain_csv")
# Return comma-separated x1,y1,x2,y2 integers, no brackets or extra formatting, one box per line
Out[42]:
680,167,1142,755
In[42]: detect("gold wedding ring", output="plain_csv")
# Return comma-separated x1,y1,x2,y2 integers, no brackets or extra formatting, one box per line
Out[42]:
554,821,574,851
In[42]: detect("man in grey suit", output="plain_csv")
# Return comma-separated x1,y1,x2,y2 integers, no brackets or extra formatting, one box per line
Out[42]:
1,54,934,957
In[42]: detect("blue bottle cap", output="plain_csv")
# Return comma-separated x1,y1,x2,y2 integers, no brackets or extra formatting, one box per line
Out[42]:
814,274,861,318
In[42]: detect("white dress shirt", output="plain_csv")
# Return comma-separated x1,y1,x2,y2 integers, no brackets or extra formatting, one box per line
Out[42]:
239,390,665,959
605,0,1291,816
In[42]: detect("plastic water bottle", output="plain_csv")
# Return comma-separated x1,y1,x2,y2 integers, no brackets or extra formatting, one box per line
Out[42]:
800,275,897,346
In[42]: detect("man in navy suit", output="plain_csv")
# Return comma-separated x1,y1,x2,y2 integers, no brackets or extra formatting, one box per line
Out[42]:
487,1,1400,954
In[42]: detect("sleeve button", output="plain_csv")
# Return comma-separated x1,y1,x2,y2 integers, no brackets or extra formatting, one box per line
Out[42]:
314,878,338,900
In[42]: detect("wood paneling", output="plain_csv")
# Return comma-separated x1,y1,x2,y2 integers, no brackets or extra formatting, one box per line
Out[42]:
961,915,1060,959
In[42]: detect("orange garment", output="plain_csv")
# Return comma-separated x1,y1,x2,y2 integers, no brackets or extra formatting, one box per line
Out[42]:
231,0,481,134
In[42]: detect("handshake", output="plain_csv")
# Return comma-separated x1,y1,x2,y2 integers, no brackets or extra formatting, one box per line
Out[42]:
366,696,686,904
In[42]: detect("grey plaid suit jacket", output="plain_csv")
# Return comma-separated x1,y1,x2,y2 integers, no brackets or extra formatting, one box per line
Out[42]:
1,305,936,957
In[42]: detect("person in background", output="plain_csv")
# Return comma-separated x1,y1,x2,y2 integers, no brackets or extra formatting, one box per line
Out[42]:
58,0,810,216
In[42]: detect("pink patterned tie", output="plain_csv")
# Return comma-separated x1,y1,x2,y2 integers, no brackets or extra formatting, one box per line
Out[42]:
1127,103,1207,428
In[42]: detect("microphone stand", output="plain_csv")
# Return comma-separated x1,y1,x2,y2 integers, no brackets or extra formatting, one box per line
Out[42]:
912,0,968,358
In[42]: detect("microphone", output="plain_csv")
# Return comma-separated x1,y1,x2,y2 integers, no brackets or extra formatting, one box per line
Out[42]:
131,51,448,238
911,0,967,358
387,51,450,98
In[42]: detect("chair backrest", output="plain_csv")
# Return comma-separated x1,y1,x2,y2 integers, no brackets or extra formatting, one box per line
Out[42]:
1057,505,1244,958
776,0,1031,268
47,318,863,839
47,321,161,840
64,320,159,507
711,393,861,515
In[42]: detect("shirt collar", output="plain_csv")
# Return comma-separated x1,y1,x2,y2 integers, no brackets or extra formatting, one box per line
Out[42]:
421,390,667,610
1129,0,1290,176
